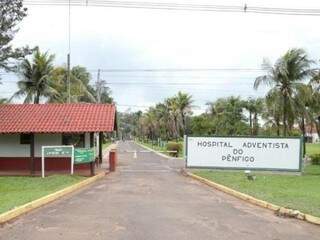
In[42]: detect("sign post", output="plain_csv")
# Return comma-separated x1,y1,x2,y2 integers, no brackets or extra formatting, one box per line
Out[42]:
41,146,74,178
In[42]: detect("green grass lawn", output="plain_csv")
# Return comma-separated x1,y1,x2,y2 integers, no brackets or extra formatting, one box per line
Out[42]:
194,165,320,217
138,140,184,158
306,143,320,155
0,175,84,214
103,141,112,150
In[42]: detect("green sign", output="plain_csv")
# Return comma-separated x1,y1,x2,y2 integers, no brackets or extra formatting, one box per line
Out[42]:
44,146,73,157
74,148,95,165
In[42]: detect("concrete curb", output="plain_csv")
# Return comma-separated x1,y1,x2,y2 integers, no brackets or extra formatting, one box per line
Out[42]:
135,141,183,160
0,172,106,225
185,171,320,226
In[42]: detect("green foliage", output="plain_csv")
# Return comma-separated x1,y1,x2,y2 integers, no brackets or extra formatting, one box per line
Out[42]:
0,0,34,75
254,48,314,136
206,96,250,135
166,141,182,157
190,114,215,136
11,49,56,103
48,65,97,103
0,98,7,104
310,154,320,165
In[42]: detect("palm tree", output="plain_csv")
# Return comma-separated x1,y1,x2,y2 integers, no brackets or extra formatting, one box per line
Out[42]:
254,48,314,136
262,89,283,136
175,91,193,136
154,103,171,140
166,97,180,139
48,66,96,103
244,98,264,135
293,84,313,155
12,50,56,104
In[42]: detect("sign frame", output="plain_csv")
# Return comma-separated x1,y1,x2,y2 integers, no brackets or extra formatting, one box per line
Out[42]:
185,135,304,172
41,145,74,178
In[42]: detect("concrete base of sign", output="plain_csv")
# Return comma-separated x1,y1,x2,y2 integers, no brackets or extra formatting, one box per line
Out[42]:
0,172,107,225
184,171,320,226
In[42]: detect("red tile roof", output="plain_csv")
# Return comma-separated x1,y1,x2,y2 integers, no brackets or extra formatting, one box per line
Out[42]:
0,103,116,133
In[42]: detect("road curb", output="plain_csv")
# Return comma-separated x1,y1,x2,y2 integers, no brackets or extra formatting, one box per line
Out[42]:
0,172,106,225
135,141,183,160
185,171,320,226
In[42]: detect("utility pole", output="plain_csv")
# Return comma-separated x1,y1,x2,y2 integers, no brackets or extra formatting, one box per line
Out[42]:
67,0,71,103
96,69,101,103
67,53,71,103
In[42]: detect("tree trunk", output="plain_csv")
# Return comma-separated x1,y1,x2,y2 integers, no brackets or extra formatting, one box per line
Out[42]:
301,115,306,156
34,91,40,104
181,113,186,136
315,117,320,141
249,111,253,135
276,118,280,136
283,96,287,136
253,112,258,135
173,115,179,139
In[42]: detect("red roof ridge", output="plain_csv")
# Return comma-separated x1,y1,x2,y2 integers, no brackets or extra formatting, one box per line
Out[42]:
0,103,117,133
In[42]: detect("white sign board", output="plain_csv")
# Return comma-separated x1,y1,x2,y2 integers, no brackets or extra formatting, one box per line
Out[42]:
41,146,74,178
186,137,302,171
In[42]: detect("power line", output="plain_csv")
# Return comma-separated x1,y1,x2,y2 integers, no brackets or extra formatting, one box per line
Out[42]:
1,67,266,75
23,0,320,16
67,0,72,103
95,68,266,72
102,81,258,86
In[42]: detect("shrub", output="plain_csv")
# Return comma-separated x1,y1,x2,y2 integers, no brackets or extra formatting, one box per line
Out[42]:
166,142,182,157
310,154,320,165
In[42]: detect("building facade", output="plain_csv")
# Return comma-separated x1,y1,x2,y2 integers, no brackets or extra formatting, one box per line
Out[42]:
0,103,116,174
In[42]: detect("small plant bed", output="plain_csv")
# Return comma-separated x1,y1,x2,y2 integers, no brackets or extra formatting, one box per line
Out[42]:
0,175,84,214
306,143,320,155
193,165,320,217
138,140,184,158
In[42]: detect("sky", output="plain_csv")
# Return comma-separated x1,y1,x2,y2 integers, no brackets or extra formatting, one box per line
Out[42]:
1,0,320,114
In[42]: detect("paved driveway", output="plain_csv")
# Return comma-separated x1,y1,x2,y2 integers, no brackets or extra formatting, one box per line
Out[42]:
1,141,320,240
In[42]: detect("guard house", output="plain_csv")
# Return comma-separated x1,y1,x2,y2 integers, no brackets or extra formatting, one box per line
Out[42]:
0,103,117,174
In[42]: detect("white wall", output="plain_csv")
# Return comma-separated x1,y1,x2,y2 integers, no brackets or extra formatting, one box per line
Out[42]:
0,134,30,157
0,133,92,157
35,134,62,157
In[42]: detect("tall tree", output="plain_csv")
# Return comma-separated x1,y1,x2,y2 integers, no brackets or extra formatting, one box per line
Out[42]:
244,98,264,135
48,66,96,103
166,96,180,139
207,97,249,135
12,49,56,103
307,69,320,139
254,48,314,136
262,89,283,136
0,0,33,79
175,91,193,136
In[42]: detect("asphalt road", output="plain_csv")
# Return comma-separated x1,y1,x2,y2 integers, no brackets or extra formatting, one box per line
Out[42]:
1,141,320,240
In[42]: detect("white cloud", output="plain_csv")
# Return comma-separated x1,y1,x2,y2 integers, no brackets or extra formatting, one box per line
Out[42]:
2,0,320,113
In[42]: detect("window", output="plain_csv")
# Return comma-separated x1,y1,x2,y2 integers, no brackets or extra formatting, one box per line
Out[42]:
62,134,85,148
20,134,31,145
